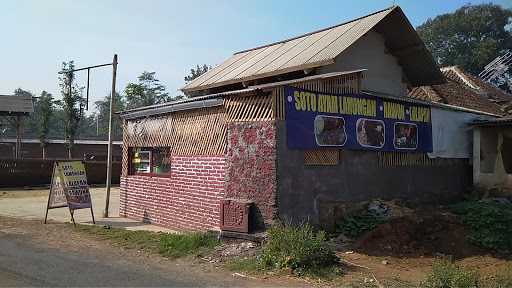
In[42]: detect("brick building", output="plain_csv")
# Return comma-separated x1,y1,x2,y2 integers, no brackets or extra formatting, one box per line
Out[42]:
119,6,503,232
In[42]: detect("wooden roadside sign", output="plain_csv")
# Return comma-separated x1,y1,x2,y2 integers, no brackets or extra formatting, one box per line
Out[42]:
44,161,95,226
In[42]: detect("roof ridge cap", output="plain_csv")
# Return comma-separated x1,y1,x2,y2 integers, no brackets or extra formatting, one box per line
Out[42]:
234,6,397,55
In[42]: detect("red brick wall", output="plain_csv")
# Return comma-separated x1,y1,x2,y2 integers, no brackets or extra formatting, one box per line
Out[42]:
120,155,225,231
225,121,277,228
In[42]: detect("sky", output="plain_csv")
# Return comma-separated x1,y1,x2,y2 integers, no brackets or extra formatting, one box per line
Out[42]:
1,0,511,114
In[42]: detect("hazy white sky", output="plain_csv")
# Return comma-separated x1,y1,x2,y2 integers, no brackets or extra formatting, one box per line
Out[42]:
1,0,510,113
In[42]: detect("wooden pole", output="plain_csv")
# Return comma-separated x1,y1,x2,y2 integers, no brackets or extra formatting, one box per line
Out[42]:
44,163,57,224
68,72,73,159
104,54,117,218
86,68,90,110
15,115,21,159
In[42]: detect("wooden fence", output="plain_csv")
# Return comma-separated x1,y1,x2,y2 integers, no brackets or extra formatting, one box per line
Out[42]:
0,159,120,187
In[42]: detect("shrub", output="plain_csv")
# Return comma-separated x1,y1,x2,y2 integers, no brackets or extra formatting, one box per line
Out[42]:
336,212,384,238
451,201,512,252
259,223,338,275
485,265,512,288
421,259,479,288
159,232,219,258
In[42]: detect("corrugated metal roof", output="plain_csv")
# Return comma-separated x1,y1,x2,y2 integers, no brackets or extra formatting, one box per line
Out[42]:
119,88,257,119
472,117,512,126
182,7,394,92
0,95,34,114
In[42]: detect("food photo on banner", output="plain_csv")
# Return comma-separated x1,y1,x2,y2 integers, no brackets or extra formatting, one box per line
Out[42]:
284,86,432,152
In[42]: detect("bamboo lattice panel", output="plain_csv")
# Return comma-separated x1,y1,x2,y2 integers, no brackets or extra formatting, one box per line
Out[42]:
378,152,465,167
304,149,340,166
125,106,226,155
225,94,273,122
272,73,362,120
121,120,129,176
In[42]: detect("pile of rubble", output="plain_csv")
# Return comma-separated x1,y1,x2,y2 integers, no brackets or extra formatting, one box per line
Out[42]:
201,241,258,264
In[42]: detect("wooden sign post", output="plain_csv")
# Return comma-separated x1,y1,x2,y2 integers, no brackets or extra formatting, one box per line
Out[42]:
44,161,95,226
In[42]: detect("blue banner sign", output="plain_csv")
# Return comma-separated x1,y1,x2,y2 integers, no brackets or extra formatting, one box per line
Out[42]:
285,86,432,152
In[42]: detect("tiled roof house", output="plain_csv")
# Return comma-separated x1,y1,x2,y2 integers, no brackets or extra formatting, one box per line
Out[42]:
408,66,512,116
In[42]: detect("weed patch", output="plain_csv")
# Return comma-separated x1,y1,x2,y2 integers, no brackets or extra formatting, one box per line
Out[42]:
75,225,219,258
75,225,161,252
421,259,479,288
259,223,339,277
451,201,512,252
485,265,512,288
336,212,385,239
421,260,512,288
225,257,263,273
159,232,218,258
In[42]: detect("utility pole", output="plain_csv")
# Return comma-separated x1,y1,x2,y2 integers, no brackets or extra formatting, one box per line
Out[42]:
58,55,119,218
67,71,73,159
104,54,117,218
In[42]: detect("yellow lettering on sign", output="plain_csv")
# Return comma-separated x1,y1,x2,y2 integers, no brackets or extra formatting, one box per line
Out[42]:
338,96,376,117
294,91,319,112
410,106,430,123
294,91,301,111
383,102,405,120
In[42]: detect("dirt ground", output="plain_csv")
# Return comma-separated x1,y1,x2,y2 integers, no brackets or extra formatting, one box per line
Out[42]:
1,189,510,286
0,187,174,233
334,209,512,286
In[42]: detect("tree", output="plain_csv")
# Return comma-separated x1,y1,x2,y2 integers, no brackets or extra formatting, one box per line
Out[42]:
59,61,84,159
417,4,512,76
13,88,34,98
37,91,53,159
125,71,170,109
94,92,125,140
184,64,211,82
76,113,98,140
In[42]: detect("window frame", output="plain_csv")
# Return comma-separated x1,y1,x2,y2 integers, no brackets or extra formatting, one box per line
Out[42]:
128,147,172,178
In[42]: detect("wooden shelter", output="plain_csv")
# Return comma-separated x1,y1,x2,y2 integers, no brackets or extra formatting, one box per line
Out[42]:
0,95,34,159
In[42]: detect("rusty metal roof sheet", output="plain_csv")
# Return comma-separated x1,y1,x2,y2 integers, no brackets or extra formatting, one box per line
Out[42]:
182,6,443,93
0,95,34,114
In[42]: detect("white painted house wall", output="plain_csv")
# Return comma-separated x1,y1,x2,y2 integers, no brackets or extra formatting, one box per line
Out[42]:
318,31,408,97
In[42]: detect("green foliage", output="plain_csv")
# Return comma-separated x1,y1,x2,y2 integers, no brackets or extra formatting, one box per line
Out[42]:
259,223,338,276
225,257,262,273
13,88,34,98
184,64,211,82
451,201,512,252
59,61,85,157
417,4,512,75
76,225,161,252
421,260,479,288
37,91,53,144
125,71,171,109
76,225,219,258
336,213,384,238
93,92,125,140
36,91,54,158
159,232,219,258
